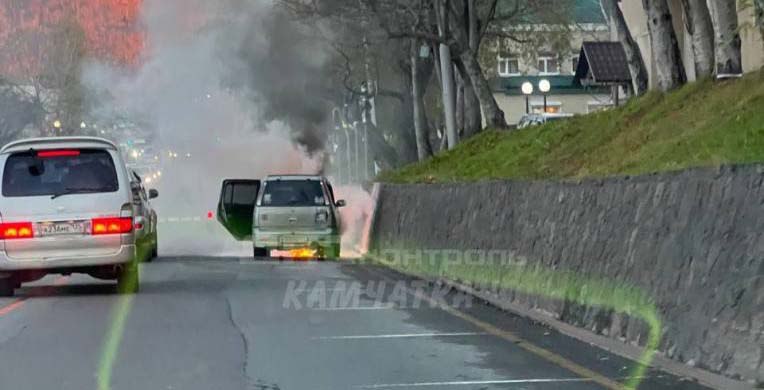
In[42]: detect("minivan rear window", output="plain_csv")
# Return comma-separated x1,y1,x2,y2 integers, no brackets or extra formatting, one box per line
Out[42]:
2,149,119,197
261,180,325,207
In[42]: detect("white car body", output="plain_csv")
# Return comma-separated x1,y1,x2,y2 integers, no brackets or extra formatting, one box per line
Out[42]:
0,137,139,292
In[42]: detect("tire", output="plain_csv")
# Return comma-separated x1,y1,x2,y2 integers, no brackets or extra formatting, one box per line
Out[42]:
117,263,140,294
253,247,268,258
0,275,15,297
322,244,341,260
152,232,159,259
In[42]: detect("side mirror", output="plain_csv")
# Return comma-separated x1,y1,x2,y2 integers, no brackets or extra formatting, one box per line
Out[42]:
148,189,159,199
335,199,346,208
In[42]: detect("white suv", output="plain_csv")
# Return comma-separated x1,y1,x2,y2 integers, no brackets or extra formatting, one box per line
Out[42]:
0,137,141,296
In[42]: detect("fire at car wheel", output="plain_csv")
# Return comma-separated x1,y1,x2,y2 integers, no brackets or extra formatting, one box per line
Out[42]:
117,263,140,294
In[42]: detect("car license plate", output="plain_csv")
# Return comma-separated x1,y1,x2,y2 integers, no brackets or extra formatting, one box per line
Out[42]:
37,221,87,236
281,235,307,245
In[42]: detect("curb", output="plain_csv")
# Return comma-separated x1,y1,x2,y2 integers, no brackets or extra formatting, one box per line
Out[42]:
435,277,755,390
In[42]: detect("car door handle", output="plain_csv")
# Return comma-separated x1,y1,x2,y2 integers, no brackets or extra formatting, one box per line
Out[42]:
288,217,297,223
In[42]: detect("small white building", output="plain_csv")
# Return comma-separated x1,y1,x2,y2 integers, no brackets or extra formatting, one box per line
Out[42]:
486,0,614,126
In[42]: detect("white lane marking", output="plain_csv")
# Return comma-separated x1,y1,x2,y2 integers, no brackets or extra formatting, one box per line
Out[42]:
355,378,593,388
312,304,395,311
313,332,486,340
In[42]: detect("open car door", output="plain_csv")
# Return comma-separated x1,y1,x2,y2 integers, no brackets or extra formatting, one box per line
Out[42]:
217,179,260,241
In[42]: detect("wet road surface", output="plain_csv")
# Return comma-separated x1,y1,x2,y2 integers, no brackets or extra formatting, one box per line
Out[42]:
0,257,711,390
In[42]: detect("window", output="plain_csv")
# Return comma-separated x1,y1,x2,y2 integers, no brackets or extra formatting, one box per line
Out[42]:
537,55,560,75
2,149,118,197
261,180,325,207
497,55,520,76
531,101,562,114
571,56,579,74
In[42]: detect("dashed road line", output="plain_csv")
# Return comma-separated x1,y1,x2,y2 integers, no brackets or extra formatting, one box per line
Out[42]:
356,377,595,388
363,266,625,390
313,332,487,340
312,304,396,311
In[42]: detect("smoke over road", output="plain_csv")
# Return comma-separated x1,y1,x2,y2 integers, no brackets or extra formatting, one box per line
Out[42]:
83,0,333,255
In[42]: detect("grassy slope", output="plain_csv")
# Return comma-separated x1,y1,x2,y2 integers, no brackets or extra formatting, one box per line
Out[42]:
380,69,764,183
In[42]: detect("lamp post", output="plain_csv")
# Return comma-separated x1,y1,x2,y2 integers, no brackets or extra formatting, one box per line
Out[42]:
538,79,551,113
331,108,344,184
359,82,370,182
521,82,534,114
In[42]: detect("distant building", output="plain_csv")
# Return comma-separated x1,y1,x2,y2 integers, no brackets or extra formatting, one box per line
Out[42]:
619,0,764,88
486,0,614,126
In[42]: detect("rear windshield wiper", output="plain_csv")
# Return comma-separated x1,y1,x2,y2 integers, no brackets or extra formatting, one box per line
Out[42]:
51,187,113,199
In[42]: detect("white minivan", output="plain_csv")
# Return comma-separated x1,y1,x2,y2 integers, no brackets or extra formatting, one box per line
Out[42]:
0,137,143,296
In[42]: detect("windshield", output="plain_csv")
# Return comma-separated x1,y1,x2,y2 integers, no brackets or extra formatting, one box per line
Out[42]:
2,149,118,197
261,180,325,207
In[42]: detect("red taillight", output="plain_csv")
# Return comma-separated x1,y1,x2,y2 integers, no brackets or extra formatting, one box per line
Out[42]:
37,150,81,158
91,217,133,235
0,222,34,240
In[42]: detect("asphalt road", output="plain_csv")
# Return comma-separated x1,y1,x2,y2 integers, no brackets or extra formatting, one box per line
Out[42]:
0,257,711,390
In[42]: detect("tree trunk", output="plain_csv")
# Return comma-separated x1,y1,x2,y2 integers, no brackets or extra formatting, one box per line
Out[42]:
457,50,507,128
680,0,715,78
455,72,465,136
447,1,507,129
642,0,687,91
707,0,743,76
436,0,459,149
602,0,649,95
462,77,482,136
464,0,482,137
454,58,482,136
410,39,433,161
755,0,764,45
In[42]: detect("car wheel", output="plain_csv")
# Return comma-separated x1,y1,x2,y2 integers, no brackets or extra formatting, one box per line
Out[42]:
322,244,341,260
117,263,140,294
0,275,15,297
254,247,268,258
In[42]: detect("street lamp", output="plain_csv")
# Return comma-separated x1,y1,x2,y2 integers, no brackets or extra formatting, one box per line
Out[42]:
521,82,534,114
539,79,551,113
53,120,62,130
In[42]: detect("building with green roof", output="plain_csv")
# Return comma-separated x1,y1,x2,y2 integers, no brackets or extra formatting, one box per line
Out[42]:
486,0,614,125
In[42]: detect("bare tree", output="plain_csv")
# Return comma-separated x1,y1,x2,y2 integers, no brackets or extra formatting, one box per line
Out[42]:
410,38,433,160
44,17,88,133
448,0,508,130
601,0,649,95
642,0,687,91
0,78,45,144
707,0,743,76
681,0,715,78
0,15,88,135
435,0,459,148
756,0,764,43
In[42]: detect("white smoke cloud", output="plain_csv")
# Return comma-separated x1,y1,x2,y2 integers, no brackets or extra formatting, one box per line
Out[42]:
82,0,324,256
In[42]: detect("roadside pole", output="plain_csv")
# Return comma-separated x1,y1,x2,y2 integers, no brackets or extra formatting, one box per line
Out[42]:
437,0,458,150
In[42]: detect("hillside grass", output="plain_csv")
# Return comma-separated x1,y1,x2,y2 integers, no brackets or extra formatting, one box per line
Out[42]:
379,68,764,183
